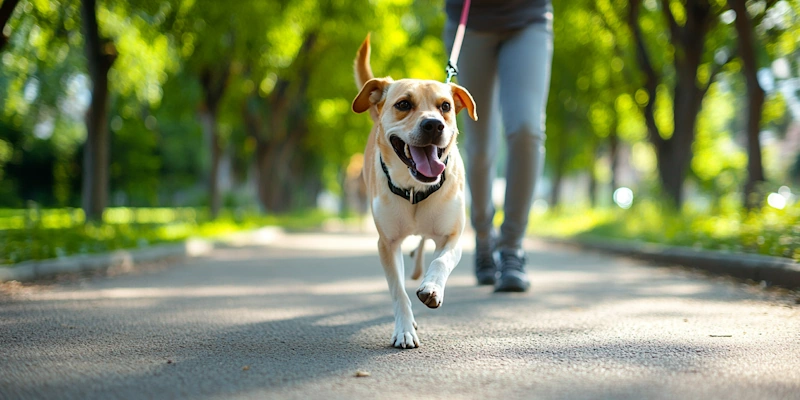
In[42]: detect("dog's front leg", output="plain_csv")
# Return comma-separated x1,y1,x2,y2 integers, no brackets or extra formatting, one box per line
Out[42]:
416,234,462,309
378,237,419,349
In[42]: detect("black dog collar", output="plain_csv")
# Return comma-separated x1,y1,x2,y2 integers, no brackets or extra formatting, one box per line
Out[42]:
380,156,448,205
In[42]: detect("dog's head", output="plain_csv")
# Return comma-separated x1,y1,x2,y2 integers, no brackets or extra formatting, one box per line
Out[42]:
352,78,477,185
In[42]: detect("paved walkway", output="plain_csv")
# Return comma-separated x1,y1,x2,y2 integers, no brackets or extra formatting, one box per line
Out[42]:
1,231,798,399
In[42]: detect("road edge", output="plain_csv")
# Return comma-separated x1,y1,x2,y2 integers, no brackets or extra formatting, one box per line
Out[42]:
546,237,800,290
0,227,284,283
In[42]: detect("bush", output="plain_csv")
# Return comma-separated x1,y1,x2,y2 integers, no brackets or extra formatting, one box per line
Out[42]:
0,207,330,265
528,200,800,261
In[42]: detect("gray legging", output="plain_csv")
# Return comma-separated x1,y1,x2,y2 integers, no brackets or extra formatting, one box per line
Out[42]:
445,20,553,252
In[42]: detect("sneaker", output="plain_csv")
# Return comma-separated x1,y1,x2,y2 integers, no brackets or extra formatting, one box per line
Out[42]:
474,248,497,286
494,249,530,292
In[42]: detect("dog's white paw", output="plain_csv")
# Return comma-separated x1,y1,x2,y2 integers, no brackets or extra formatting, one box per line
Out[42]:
416,282,444,309
391,320,419,349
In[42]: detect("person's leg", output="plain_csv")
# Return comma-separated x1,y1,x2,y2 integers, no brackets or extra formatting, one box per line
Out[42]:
496,21,553,252
444,22,502,284
494,21,553,291
445,23,502,243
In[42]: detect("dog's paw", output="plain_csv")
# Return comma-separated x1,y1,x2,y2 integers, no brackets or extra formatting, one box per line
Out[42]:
391,320,419,349
416,283,444,309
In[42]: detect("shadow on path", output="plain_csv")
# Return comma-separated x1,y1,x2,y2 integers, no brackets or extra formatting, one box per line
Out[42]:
1,242,797,399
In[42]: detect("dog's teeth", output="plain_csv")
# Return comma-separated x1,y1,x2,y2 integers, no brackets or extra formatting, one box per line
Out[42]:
405,144,411,158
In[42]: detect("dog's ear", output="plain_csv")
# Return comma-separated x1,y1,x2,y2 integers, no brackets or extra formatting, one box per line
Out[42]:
353,78,391,114
450,83,478,121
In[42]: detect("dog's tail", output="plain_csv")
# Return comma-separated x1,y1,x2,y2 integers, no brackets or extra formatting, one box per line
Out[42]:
354,33,374,89
409,236,425,280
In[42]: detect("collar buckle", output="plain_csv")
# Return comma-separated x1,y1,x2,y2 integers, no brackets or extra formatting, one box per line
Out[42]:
380,156,448,205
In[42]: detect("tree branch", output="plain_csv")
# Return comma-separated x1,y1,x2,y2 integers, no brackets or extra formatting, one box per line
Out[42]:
628,0,664,147
200,61,231,114
660,0,682,44
702,46,736,96
0,0,20,50
594,2,641,87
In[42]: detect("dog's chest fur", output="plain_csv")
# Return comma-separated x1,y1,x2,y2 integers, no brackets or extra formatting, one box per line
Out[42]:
369,147,465,241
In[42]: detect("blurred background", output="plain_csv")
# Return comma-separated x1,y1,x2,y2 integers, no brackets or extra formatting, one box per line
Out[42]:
0,0,798,264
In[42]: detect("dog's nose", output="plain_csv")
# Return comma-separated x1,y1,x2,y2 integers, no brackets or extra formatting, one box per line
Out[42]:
420,119,444,140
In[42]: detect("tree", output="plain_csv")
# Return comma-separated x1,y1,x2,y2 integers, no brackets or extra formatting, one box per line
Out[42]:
80,0,116,221
728,0,766,209
546,0,644,208
242,32,318,212
1,0,179,209
198,62,230,218
626,0,735,208
167,1,285,217
0,0,20,51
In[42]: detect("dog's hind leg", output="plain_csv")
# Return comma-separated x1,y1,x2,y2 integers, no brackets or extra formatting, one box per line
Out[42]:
409,236,425,280
379,237,420,348
417,234,462,309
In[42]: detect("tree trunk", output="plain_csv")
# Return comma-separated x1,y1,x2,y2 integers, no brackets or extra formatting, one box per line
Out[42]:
550,147,566,208
588,143,598,208
244,33,318,214
80,0,116,222
244,94,292,213
609,127,619,191
550,168,562,208
0,0,20,51
199,110,222,218
729,0,766,209
659,73,704,207
628,0,661,150
254,125,301,213
271,128,303,212
628,0,716,208
199,64,230,219
254,139,271,211
241,95,271,212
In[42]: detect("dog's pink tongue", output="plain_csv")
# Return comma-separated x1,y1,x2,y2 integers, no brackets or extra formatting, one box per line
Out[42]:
409,145,445,178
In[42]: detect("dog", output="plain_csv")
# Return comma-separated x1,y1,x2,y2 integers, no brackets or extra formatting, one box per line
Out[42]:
351,34,477,348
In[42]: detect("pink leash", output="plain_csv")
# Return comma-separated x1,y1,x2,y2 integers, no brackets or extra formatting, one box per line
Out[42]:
445,0,471,83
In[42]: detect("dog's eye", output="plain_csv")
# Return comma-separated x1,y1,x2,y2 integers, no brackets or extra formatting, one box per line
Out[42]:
441,102,451,113
394,100,412,111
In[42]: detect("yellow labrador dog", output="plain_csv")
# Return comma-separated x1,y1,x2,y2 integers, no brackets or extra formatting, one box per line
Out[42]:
352,35,477,348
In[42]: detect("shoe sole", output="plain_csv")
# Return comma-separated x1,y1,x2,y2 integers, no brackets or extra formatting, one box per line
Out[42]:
494,285,528,292
494,277,530,292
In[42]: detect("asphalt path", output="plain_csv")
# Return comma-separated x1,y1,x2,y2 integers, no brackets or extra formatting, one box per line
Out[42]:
1,231,799,400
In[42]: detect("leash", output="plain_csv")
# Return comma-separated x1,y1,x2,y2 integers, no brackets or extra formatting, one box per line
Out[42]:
377,1,467,204
445,0,471,83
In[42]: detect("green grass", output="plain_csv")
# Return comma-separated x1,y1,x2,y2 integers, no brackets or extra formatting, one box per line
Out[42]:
528,200,800,261
0,207,332,265
6,200,798,266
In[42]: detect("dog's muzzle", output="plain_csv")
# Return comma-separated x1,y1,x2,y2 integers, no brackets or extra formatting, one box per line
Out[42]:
390,135,446,184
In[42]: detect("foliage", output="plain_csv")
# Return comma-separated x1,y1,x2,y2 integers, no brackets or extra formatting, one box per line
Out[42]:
0,206,331,265
1,0,456,211
529,200,800,261
0,0,799,249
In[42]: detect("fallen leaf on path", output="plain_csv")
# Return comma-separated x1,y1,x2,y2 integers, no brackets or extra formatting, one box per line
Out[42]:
354,370,370,377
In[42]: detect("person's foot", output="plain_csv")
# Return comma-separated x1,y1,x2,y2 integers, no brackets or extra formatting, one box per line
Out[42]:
494,249,530,292
474,247,497,286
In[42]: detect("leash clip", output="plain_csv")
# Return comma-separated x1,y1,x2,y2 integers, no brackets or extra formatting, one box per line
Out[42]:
445,60,459,84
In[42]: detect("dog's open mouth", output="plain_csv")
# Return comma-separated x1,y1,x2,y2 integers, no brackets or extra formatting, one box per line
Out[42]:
390,136,445,183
